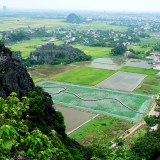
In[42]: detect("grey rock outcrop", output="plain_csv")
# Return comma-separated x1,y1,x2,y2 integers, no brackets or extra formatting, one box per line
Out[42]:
0,43,34,98
30,43,91,64
13,51,22,62
0,43,56,130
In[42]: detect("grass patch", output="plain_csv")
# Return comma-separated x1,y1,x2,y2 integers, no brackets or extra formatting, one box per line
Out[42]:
124,125,147,151
120,66,160,94
6,38,48,58
69,115,133,146
134,76,160,94
140,38,160,46
53,41,64,45
127,46,151,52
32,77,42,83
119,66,159,76
50,66,116,86
72,45,112,58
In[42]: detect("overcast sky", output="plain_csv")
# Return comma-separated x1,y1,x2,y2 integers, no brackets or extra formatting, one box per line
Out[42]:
1,0,160,12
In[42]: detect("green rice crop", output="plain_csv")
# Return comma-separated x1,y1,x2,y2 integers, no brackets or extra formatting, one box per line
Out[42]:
6,38,47,58
37,81,152,122
119,66,159,76
32,77,42,83
72,45,112,58
50,66,117,86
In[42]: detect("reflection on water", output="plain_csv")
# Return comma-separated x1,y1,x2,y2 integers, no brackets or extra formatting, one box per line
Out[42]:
89,58,152,70
125,60,152,69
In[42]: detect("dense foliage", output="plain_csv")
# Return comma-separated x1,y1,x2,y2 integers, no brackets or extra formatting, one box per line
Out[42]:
152,43,160,52
1,27,53,44
131,127,160,160
110,43,127,56
1,30,30,44
0,89,88,159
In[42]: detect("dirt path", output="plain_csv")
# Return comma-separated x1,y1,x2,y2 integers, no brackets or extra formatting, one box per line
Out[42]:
148,102,159,116
119,121,146,140
111,101,158,148
117,102,156,140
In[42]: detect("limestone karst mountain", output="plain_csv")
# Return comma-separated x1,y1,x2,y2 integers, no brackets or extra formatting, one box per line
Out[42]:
66,13,82,23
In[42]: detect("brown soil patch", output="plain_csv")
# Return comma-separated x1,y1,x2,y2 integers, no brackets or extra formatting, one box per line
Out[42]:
73,61,91,66
29,65,76,79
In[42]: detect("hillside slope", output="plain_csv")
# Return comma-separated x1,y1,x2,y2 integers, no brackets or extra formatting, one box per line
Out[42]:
0,42,91,159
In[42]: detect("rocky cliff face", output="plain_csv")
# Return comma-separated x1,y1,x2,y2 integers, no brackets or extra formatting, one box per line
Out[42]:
0,43,57,131
12,51,22,62
0,43,34,98
30,43,91,65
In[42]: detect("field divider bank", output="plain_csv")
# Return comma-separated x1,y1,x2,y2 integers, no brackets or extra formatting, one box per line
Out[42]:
43,86,144,114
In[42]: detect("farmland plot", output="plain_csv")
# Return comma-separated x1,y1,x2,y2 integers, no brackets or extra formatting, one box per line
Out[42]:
96,71,147,91
37,81,152,122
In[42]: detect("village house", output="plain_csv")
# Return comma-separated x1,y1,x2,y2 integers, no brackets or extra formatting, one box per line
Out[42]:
146,52,160,63
124,51,133,56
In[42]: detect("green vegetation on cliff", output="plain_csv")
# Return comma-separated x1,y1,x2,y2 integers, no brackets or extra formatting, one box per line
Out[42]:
0,90,90,160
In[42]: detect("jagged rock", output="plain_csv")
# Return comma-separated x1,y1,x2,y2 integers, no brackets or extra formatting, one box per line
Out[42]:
30,43,91,64
0,43,34,98
13,51,22,62
0,43,56,129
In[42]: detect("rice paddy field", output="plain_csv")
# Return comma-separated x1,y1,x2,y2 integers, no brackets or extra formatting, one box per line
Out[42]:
140,38,160,46
37,81,152,122
30,64,77,79
32,77,42,83
127,45,151,53
6,38,48,58
96,71,147,92
69,115,133,146
119,66,159,75
7,39,112,58
0,17,128,32
118,66,160,94
79,21,128,31
0,18,71,31
72,45,112,58
50,66,116,86
134,75,160,95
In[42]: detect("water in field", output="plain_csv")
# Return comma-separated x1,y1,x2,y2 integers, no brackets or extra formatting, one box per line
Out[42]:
125,60,152,69
89,58,122,70
89,58,152,70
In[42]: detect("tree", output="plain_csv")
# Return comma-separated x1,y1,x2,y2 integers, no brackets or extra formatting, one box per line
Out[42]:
144,115,157,126
131,132,160,159
0,92,85,159
111,43,127,56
